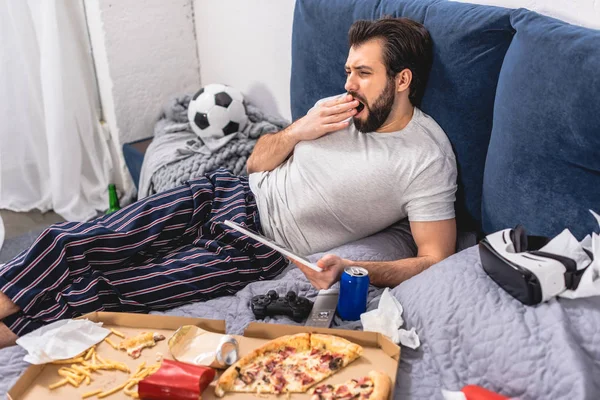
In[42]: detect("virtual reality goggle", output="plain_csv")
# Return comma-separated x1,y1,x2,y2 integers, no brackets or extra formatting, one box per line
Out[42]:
479,225,590,305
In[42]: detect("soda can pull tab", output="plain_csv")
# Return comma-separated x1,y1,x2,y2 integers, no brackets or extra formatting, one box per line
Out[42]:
215,335,239,367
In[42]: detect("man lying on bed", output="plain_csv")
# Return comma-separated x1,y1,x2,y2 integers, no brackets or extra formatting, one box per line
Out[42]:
0,16,456,348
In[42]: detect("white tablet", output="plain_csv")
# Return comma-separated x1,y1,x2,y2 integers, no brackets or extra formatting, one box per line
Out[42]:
224,220,323,272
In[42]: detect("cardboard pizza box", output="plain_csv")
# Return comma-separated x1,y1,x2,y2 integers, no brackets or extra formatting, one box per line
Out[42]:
8,312,400,400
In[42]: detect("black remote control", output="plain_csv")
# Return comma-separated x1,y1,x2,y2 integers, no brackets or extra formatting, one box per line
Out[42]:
251,290,313,322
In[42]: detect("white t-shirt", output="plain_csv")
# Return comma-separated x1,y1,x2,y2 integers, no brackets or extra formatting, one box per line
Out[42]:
249,104,457,255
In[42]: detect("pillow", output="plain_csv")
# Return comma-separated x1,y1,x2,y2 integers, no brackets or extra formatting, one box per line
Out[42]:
420,1,515,232
307,219,417,263
482,9,600,239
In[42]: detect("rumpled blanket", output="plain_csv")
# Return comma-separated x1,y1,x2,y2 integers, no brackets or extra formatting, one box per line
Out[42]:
138,95,289,198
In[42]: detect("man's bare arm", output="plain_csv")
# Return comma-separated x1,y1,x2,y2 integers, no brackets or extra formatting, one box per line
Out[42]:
246,125,299,174
246,95,359,174
351,219,456,287
294,218,456,289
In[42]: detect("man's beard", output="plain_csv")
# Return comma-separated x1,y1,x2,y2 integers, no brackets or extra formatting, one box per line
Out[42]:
349,77,395,133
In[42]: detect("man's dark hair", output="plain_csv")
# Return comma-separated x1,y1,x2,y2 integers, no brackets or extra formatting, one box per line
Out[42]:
348,17,433,107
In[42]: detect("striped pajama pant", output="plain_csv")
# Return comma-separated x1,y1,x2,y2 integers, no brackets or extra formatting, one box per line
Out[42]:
0,169,288,336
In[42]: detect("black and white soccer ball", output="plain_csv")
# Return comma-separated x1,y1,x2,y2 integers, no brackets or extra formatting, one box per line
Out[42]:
187,84,248,142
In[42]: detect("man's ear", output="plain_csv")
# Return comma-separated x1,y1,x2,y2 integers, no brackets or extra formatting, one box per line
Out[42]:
395,68,412,93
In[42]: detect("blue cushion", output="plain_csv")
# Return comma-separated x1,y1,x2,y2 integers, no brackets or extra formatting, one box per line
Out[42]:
482,9,600,239
122,137,153,191
421,1,514,232
290,0,440,121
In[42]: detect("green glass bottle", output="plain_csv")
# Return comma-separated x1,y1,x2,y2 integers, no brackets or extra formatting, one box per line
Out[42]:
106,184,121,214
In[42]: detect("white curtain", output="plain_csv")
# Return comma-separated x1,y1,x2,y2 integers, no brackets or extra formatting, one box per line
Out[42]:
0,214,4,252
0,0,114,221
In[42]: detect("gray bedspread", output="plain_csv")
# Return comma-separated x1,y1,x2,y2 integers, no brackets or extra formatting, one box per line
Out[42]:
1,226,599,399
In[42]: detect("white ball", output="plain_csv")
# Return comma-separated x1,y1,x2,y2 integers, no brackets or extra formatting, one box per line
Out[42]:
187,84,248,141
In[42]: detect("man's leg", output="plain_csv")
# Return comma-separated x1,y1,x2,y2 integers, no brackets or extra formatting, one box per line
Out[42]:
0,290,19,320
109,170,288,310
0,179,207,340
0,169,287,342
0,322,17,348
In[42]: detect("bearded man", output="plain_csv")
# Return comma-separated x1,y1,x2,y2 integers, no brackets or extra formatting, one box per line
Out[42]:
0,17,456,348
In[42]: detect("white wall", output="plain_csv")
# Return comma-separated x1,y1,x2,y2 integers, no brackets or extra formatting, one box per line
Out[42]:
194,0,296,121
86,0,201,145
455,0,600,29
192,0,598,123
84,0,201,196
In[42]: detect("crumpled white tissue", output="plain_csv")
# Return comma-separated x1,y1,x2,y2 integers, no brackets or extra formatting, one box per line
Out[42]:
535,210,600,299
560,227,600,299
16,319,110,364
360,288,420,349
540,229,591,270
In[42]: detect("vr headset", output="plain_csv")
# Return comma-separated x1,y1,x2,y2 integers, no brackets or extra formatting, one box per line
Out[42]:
479,226,588,305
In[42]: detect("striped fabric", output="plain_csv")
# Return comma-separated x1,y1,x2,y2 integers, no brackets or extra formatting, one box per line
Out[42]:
0,169,287,336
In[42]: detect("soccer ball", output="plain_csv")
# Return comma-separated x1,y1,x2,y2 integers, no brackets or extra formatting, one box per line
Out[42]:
187,84,248,142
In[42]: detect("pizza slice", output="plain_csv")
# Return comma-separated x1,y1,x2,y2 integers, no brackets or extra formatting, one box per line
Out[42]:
310,370,392,400
119,332,166,359
214,333,363,397
307,333,363,381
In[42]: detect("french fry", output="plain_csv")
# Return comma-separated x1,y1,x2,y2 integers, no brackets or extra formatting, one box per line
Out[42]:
48,340,161,398
52,357,84,365
114,363,130,373
66,375,80,387
124,385,140,399
48,378,68,390
104,337,119,350
110,328,126,338
96,354,108,365
84,346,95,360
58,370,79,380
98,381,128,398
132,361,146,377
82,389,103,399
72,365,91,377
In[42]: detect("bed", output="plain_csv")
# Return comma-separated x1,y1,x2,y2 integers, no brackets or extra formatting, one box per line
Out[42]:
2,0,600,398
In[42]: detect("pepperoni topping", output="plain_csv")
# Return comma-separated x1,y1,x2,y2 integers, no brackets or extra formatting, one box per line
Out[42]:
335,384,349,395
356,376,370,386
313,384,335,394
296,372,314,386
273,372,287,393
278,346,296,358
320,353,333,363
265,359,278,373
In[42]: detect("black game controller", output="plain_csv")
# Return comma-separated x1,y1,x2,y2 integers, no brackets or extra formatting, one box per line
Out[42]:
251,290,313,322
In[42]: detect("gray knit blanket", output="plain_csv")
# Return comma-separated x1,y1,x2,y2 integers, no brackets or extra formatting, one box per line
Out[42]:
138,94,289,198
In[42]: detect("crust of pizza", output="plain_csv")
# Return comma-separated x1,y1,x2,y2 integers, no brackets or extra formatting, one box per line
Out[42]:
369,370,392,400
118,332,165,359
310,370,392,400
310,333,363,364
215,333,310,397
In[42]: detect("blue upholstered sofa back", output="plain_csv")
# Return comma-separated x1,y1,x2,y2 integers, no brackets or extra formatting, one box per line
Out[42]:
291,0,600,239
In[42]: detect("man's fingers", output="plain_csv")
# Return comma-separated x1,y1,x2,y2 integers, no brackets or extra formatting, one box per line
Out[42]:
321,94,353,108
323,108,356,124
321,100,359,118
293,260,317,276
316,254,334,268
